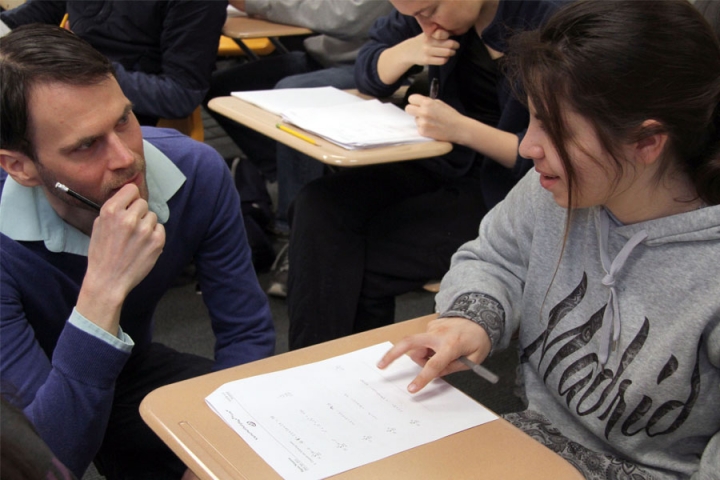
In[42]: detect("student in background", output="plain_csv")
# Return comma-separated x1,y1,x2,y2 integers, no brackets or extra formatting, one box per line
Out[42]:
205,0,393,250
0,25,274,479
0,0,226,126
286,0,567,350
380,1,720,477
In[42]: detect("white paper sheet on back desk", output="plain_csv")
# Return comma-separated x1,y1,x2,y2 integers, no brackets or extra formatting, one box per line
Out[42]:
205,342,497,480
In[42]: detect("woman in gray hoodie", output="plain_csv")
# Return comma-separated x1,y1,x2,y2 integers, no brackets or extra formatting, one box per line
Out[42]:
378,1,720,478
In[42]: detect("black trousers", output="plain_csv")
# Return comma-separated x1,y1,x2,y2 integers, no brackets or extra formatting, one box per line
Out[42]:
93,343,213,480
286,162,488,350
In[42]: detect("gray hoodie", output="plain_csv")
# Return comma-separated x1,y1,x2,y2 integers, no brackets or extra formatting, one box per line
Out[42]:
437,170,720,479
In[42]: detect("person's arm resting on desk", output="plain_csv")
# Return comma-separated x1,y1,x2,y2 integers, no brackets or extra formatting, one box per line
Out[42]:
234,0,390,40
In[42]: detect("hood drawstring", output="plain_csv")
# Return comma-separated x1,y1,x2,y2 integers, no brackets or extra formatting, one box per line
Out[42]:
597,210,648,366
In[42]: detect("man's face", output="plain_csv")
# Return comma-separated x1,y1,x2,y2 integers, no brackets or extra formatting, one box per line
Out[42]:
391,0,484,36
28,76,147,212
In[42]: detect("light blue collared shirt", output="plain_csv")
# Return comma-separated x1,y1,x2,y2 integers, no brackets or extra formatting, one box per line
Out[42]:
0,140,186,349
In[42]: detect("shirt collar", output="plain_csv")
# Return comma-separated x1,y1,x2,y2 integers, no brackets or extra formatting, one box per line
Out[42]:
0,139,185,255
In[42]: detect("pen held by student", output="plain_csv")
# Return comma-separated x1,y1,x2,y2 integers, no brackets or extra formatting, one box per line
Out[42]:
457,356,499,384
276,123,319,146
55,182,101,211
429,78,439,99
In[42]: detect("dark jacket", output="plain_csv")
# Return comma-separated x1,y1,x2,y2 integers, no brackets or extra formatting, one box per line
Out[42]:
1,0,227,119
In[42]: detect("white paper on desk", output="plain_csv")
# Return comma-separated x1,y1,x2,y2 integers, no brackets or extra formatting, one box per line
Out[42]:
232,87,364,116
205,342,497,480
281,99,432,150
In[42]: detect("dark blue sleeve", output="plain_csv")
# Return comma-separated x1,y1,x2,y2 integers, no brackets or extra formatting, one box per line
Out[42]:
144,129,276,368
354,9,423,97
0,243,130,478
0,0,66,28
113,0,227,119
192,149,277,368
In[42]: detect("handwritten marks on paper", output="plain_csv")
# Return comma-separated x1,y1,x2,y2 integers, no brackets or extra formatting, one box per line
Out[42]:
205,343,497,479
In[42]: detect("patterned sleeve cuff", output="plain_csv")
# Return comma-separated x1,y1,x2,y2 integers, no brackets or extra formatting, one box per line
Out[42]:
439,293,506,355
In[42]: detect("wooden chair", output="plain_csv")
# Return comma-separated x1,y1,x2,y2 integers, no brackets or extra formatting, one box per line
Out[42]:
156,106,205,142
218,34,275,58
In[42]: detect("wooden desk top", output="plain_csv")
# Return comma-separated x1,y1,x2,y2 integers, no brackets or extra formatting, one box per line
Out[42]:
207,96,453,167
140,315,583,480
223,16,313,39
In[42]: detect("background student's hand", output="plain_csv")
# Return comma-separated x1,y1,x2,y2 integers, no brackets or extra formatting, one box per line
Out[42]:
377,317,492,393
405,94,468,143
378,30,459,85
76,184,165,335
404,30,460,67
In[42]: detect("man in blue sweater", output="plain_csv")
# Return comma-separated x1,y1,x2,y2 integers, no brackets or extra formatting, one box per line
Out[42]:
0,25,275,479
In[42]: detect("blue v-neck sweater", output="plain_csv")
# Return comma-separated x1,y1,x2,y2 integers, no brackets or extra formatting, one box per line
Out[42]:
0,127,275,476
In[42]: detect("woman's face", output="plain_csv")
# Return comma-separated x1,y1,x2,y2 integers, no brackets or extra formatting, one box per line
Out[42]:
390,0,485,37
519,100,634,211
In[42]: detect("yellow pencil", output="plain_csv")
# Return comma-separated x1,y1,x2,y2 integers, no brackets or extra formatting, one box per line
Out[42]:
276,123,319,146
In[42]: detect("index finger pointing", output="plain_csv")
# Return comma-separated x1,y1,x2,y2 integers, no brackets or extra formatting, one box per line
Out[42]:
377,333,434,369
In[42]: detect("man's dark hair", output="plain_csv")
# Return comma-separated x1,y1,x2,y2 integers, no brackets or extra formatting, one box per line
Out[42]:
0,24,116,161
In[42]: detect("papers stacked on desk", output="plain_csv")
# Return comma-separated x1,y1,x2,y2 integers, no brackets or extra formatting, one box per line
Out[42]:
206,342,497,480
232,87,434,150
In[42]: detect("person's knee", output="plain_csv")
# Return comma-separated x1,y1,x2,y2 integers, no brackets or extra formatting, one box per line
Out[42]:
275,74,304,90
290,179,350,232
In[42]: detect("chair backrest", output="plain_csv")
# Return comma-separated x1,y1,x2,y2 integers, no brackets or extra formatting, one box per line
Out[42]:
218,35,275,57
156,106,204,142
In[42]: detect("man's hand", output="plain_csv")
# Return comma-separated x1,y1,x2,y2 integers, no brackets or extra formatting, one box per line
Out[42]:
377,317,492,393
76,184,165,335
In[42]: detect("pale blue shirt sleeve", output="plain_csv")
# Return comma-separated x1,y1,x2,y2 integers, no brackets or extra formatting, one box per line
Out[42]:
68,308,134,353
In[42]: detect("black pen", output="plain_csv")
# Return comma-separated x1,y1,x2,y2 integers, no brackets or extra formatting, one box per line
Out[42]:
429,77,439,99
55,182,101,211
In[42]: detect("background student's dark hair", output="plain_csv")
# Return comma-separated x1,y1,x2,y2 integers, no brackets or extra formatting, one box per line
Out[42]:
696,0,720,39
505,0,720,209
0,24,116,162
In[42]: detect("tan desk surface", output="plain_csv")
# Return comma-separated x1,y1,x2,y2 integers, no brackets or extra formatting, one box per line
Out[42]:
223,16,313,39
207,96,453,167
140,315,583,480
